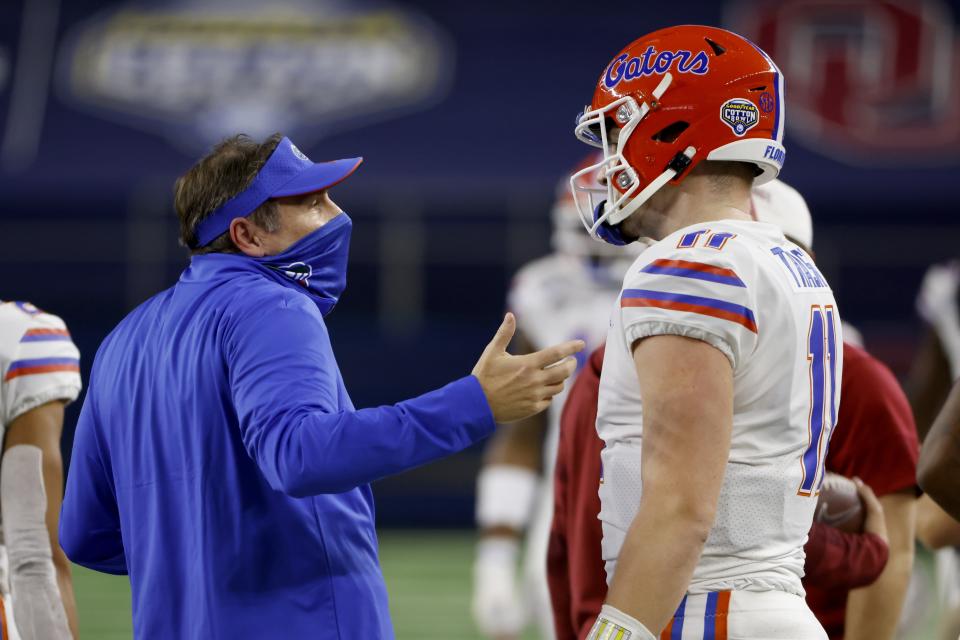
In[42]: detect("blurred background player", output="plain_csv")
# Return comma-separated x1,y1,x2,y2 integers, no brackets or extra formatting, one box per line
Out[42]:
546,179,896,639
909,261,960,640
472,154,644,639
0,300,81,639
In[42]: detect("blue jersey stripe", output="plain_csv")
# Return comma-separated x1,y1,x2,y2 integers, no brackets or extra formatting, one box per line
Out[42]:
640,264,745,287
671,594,687,640
7,356,79,372
703,591,719,640
621,289,756,325
20,334,72,343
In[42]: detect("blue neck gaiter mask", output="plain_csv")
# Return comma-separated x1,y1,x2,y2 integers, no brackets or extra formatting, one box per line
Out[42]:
251,213,353,316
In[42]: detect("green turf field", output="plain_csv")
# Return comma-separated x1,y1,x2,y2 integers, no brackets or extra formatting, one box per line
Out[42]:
72,530,537,639
72,531,937,639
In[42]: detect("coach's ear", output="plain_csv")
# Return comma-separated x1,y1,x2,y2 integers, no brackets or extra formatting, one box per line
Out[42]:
230,217,269,257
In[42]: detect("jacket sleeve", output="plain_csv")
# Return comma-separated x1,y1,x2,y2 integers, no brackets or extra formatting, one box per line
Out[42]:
803,522,888,590
59,388,127,574
227,293,496,497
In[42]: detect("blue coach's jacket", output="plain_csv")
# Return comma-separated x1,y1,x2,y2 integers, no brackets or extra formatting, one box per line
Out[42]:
60,252,495,638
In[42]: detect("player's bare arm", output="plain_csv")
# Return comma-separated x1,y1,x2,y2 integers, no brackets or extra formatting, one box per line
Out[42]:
907,328,953,441
918,379,960,519
843,490,916,640
917,494,960,549
603,335,732,634
3,399,77,639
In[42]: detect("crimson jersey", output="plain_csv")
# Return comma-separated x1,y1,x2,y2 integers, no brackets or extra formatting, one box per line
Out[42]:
804,343,919,640
548,346,607,640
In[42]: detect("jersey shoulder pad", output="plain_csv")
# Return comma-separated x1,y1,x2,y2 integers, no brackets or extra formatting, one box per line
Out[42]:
619,228,760,367
0,301,69,356
624,226,759,295
1,302,82,424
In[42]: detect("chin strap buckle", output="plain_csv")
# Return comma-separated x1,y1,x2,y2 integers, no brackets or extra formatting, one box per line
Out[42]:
666,146,697,179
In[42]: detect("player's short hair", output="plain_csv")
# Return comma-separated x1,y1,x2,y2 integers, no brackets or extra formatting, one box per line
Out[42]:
174,133,284,254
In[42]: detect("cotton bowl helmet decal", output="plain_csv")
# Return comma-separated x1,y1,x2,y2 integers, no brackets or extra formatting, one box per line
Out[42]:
571,25,786,243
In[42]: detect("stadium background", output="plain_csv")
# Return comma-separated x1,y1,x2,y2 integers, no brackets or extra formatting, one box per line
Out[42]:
1,0,958,636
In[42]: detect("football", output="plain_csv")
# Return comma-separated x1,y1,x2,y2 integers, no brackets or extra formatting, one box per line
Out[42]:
814,473,865,534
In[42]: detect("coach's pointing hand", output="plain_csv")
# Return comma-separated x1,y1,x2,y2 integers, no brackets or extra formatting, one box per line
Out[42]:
472,313,585,423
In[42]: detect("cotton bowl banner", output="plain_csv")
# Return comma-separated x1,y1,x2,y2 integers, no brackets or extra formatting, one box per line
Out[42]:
727,0,960,165
56,0,453,151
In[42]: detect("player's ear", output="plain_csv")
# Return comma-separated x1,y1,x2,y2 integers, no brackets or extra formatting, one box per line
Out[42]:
229,218,268,257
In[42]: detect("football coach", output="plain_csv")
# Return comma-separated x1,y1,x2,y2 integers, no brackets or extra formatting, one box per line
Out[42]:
60,134,583,639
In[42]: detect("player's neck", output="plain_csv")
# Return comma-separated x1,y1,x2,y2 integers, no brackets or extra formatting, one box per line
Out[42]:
645,176,753,240
660,197,753,238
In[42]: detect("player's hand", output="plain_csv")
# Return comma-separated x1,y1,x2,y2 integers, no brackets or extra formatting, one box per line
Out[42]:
472,313,585,423
472,536,525,638
854,477,888,544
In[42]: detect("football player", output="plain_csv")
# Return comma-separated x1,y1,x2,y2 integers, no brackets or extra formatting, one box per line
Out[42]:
0,300,81,639
547,179,905,640
472,155,644,639
572,26,837,639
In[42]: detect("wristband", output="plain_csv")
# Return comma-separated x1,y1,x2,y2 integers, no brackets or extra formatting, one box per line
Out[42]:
475,465,539,530
586,604,656,640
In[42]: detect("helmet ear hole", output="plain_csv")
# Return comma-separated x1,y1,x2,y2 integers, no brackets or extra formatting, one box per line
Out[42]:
704,37,726,56
652,121,690,143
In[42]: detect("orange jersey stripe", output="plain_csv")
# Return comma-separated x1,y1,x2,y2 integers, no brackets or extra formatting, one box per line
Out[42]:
650,258,740,279
23,328,71,337
715,591,731,640
660,617,673,640
0,593,7,640
621,297,758,333
4,363,80,381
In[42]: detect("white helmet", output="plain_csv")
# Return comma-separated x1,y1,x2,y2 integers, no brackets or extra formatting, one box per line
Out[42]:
751,178,813,250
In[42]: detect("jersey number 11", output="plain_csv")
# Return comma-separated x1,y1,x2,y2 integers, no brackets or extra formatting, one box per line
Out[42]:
798,305,838,497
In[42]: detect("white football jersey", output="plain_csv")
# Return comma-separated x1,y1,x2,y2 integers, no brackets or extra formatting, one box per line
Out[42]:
598,219,842,597
508,253,631,466
0,301,81,597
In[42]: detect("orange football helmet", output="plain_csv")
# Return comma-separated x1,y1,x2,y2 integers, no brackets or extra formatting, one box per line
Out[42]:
571,25,786,244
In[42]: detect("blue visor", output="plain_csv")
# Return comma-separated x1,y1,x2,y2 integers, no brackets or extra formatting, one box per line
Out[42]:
195,137,362,247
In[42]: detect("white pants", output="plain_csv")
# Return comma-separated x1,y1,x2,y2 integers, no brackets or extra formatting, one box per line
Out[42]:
661,590,826,640
522,475,556,639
